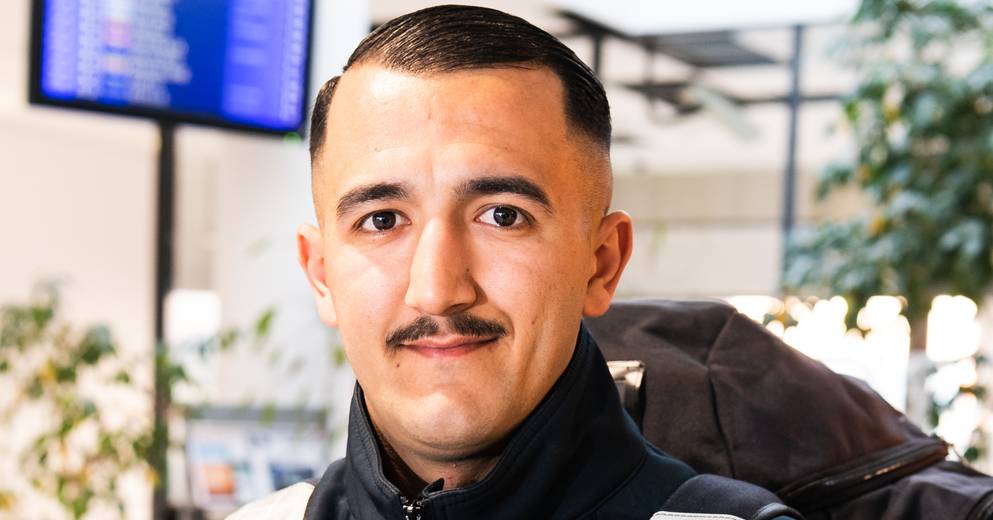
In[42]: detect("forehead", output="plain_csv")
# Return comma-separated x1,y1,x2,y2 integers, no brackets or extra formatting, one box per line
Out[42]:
315,64,577,201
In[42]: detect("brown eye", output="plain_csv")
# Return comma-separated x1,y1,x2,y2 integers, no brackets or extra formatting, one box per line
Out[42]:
360,211,407,232
372,212,396,230
479,206,525,228
492,207,518,226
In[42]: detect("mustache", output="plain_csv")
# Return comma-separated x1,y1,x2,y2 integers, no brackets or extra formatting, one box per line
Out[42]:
385,313,507,351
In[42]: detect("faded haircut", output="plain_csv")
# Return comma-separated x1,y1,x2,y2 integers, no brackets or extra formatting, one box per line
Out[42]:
308,4,611,163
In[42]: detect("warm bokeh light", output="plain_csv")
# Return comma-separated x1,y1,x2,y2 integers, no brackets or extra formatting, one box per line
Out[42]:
726,292,988,451
726,294,910,410
927,295,980,363
936,392,982,456
164,289,221,346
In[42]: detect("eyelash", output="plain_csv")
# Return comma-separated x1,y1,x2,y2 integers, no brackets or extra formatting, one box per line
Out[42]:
353,205,534,234
476,204,533,229
353,209,410,233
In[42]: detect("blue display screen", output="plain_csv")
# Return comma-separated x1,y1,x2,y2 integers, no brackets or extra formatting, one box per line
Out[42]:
32,0,312,134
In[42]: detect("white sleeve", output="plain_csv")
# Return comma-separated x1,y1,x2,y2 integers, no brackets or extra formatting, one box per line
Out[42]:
226,482,316,520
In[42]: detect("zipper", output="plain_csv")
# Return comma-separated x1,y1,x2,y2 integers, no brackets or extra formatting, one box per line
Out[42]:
399,478,443,519
778,437,948,511
401,495,424,520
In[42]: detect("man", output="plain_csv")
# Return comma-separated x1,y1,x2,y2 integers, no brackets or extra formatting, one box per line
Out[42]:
232,5,802,520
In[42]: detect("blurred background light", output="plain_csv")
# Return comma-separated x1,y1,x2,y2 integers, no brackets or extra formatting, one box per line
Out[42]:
927,295,981,363
164,289,221,347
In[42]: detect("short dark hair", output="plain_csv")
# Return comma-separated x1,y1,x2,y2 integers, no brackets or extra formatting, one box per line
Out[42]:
308,4,611,162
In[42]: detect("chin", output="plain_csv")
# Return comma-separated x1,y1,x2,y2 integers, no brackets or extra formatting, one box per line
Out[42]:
401,392,508,456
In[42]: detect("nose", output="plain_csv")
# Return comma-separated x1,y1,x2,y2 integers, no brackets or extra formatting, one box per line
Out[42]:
404,219,478,316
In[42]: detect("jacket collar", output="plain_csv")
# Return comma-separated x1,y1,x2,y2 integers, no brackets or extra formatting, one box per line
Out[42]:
312,325,647,520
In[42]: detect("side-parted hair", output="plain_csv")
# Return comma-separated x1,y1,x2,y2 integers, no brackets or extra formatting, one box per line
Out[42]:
308,4,611,162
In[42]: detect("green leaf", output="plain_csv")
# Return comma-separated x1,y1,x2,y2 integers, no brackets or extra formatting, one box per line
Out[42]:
260,404,277,425
254,307,277,340
167,364,188,384
82,400,97,418
114,370,131,384
25,377,43,399
818,163,855,199
964,445,981,463
333,346,348,368
54,363,76,383
218,329,240,351
29,305,55,332
58,416,76,437
79,326,115,364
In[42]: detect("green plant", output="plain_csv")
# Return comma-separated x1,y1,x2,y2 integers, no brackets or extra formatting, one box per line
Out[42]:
0,285,156,518
786,0,993,335
785,0,993,458
0,280,349,518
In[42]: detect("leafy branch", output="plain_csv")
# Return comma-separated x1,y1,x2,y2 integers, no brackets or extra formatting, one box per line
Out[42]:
0,285,153,518
785,0,993,460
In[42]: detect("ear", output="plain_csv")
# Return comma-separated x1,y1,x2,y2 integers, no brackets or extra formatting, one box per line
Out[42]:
583,211,634,318
297,224,338,327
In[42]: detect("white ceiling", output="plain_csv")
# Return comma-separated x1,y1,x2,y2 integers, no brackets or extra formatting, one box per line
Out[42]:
549,0,858,35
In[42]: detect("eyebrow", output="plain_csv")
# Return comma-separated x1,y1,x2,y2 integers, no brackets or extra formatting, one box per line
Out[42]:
334,175,553,219
336,181,411,218
455,175,552,213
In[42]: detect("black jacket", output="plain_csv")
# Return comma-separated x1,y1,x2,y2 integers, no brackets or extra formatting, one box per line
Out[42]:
303,326,800,520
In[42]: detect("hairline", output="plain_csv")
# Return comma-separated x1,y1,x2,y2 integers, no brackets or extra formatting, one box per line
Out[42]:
309,59,610,165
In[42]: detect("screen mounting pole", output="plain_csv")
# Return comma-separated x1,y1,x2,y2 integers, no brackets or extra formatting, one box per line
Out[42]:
780,24,804,291
153,119,175,520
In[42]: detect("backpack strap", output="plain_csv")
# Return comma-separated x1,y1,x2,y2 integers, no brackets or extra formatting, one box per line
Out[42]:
653,474,804,520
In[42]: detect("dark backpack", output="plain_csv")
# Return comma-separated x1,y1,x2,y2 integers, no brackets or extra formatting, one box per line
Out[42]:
585,299,993,520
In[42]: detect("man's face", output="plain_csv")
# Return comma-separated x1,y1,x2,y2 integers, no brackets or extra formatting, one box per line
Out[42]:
298,64,630,461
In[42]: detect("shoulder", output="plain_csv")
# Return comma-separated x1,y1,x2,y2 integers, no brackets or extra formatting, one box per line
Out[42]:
599,449,803,520
226,481,316,520
655,474,803,520
595,444,697,517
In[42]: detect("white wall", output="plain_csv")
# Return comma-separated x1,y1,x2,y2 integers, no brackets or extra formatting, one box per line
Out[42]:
0,1,157,517
613,169,864,298
0,2,158,375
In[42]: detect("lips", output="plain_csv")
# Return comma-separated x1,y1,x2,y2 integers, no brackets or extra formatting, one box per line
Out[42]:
402,336,498,358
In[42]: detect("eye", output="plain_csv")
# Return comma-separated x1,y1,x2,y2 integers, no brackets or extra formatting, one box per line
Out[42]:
478,206,527,228
359,211,408,232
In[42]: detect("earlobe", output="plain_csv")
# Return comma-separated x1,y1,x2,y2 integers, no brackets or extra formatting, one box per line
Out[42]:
582,211,634,318
296,224,338,327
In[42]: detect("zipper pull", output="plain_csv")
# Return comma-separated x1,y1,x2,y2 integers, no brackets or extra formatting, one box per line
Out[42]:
401,496,424,520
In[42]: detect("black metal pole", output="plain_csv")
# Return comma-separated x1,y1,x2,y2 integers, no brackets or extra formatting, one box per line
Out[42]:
153,120,176,520
781,25,804,284
590,30,604,77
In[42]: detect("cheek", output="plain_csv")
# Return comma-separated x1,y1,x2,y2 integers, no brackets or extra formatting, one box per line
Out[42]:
327,239,412,307
476,233,590,307
473,234,590,353
324,244,410,370
472,242,587,413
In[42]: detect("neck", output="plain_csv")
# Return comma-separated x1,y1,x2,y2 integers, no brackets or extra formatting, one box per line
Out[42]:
373,423,504,498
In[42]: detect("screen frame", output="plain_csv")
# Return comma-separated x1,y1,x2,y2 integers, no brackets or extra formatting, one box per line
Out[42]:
27,0,317,138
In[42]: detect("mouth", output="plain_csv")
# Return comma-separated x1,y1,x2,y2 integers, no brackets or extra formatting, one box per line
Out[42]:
402,335,499,358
